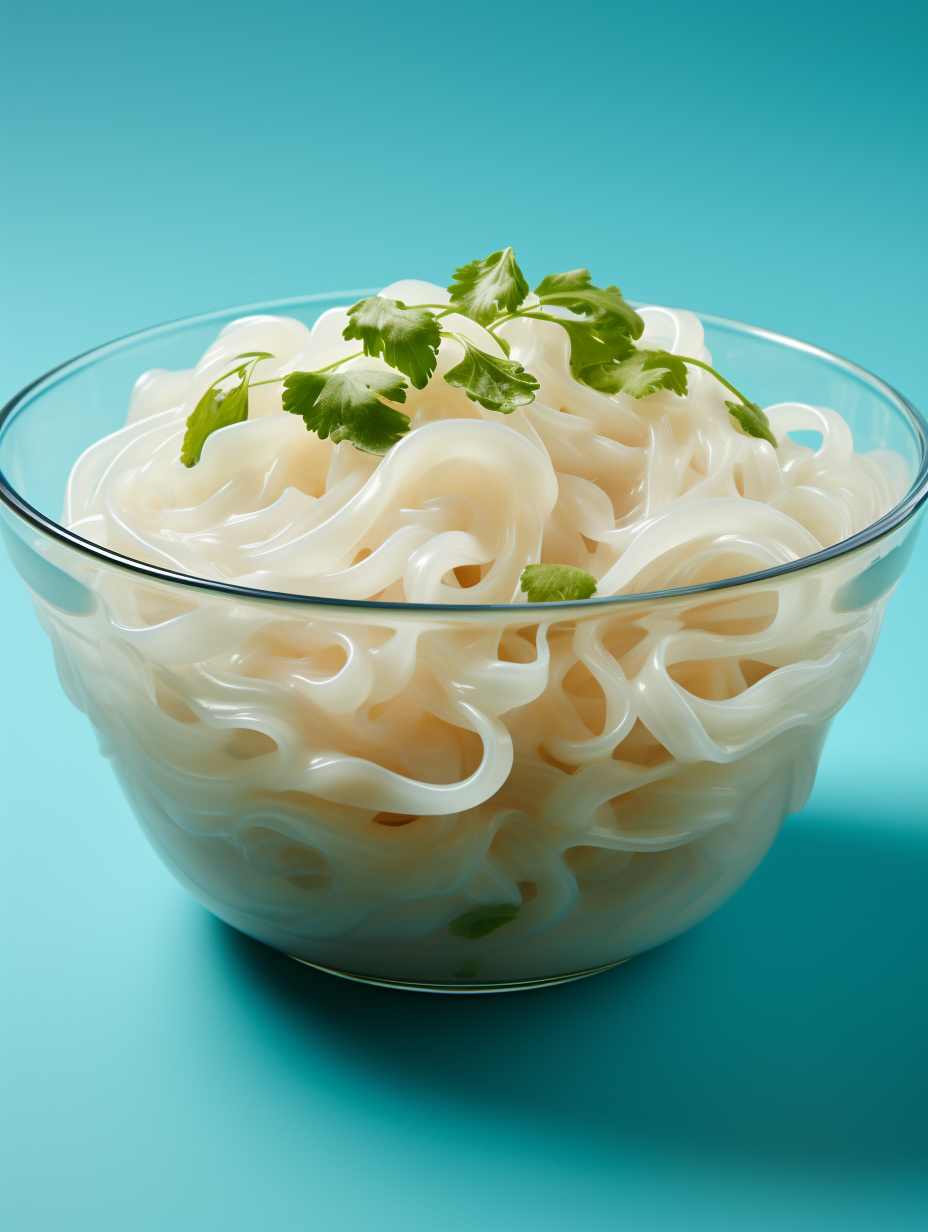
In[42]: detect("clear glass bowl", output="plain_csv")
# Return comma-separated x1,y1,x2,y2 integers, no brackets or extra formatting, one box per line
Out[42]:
2,294,926,992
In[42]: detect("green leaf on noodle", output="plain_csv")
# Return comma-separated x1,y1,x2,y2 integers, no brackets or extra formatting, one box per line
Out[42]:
581,348,689,398
449,903,521,939
343,297,441,390
726,400,778,447
447,248,529,325
533,269,594,296
443,339,540,413
535,271,644,341
520,563,598,603
282,369,410,455
180,352,276,467
554,320,635,381
181,381,249,467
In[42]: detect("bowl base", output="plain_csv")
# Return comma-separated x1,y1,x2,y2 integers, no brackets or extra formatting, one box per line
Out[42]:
286,954,631,993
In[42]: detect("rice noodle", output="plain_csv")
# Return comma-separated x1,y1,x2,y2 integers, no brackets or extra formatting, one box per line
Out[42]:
46,281,910,981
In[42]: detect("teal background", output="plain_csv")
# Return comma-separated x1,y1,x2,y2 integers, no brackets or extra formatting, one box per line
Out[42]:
1,1,926,1228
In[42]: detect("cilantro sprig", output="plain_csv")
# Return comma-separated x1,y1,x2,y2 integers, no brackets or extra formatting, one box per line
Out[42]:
449,902,520,939
726,400,777,447
179,247,777,467
282,369,411,454
181,352,274,467
343,296,441,389
448,248,530,325
520,564,598,603
443,336,540,413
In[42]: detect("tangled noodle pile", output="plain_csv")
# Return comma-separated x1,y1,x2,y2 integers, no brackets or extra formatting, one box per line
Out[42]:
51,280,908,977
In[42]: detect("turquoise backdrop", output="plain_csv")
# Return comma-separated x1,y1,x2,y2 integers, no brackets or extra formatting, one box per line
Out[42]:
1,2,926,1229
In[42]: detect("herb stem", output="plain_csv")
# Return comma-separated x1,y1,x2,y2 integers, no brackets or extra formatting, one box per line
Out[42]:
675,355,751,406
316,350,364,373
245,350,366,390
505,311,562,326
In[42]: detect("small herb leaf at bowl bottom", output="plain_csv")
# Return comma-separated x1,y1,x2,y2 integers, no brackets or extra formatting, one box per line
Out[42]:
449,902,521,940
726,400,778,448
455,959,483,979
520,563,598,603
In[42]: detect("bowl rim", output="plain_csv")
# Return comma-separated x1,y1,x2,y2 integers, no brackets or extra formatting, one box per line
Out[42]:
1,291,926,615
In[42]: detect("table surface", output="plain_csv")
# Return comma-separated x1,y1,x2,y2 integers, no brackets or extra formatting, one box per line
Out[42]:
1,3,926,1229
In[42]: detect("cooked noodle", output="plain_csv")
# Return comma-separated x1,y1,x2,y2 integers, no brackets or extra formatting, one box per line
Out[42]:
46,281,909,979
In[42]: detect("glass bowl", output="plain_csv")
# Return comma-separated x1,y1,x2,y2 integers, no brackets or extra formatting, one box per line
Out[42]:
2,293,926,993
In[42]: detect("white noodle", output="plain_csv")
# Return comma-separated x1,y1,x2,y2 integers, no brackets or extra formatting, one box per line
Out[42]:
45,282,909,980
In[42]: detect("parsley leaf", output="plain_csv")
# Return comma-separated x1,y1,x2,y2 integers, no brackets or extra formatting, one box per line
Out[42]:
535,272,644,341
282,369,410,455
180,352,275,467
343,297,441,390
534,269,594,296
447,248,529,325
520,563,598,602
444,338,540,413
581,348,689,398
726,400,778,447
181,381,249,467
557,320,635,380
449,903,521,939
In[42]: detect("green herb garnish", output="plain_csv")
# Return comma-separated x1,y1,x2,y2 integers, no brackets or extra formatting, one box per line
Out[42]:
583,348,689,398
534,269,643,340
520,564,598,603
447,248,530,325
282,369,410,455
342,296,441,390
179,248,777,466
454,959,482,979
449,902,520,939
726,399,778,447
443,337,540,413
180,352,274,467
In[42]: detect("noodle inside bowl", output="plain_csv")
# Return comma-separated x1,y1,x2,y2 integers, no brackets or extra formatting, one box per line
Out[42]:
2,292,925,990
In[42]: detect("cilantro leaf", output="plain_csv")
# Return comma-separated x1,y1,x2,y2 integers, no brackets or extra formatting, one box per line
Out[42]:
180,353,276,467
726,400,778,447
520,563,598,603
454,959,482,979
534,269,594,296
181,378,250,467
581,348,689,399
449,903,520,939
282,369,410,455
342,297,441,390
443,338,540,413
447,248,529,325
535,275,644,341
557,320,635,380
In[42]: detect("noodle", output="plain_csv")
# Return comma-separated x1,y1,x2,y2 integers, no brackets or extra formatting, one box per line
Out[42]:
41,281,909,981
